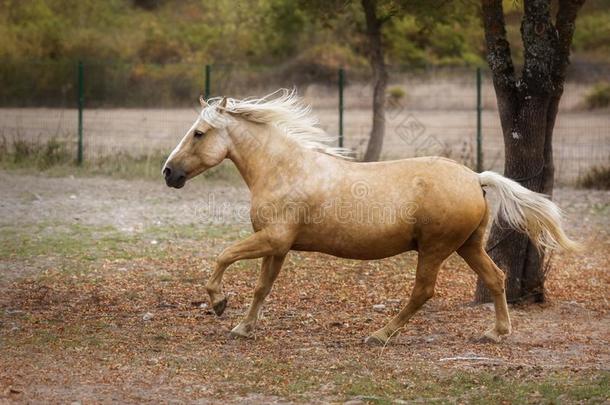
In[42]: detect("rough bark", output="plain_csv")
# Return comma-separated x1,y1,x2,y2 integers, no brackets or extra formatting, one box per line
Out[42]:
362,0,388,162
475,0,584,303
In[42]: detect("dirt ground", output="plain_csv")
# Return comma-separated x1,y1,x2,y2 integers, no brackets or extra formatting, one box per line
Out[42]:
0,171,609,403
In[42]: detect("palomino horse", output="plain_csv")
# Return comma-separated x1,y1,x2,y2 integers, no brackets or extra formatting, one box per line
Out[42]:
163,90,577,345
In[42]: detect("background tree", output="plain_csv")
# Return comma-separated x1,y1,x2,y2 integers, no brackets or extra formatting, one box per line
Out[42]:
297,0,471,161
475,0,586,303
361,0,389,162
359,0,473,161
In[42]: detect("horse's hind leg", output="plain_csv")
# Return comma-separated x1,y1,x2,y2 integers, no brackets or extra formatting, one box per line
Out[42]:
457,233,512,342
365,251,447,345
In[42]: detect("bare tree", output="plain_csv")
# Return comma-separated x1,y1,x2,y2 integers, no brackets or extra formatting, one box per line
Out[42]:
476,0,585,303
297,0,464,161
361,0,389,162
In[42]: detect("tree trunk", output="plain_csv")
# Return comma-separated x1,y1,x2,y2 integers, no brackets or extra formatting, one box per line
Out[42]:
362,0,388,162
475,96,550,303
475,0,584,303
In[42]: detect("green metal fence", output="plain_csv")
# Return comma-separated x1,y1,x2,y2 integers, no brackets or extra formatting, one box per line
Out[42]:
0,60,608,183
77,61,84,166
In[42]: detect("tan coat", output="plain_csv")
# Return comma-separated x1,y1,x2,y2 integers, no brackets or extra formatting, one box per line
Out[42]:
163,91,577,344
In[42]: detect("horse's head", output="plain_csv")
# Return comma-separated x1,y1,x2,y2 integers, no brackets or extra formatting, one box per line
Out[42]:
163,97,232,188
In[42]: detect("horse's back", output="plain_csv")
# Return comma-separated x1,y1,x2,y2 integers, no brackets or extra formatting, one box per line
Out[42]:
344,156,486,243
288,155,487,259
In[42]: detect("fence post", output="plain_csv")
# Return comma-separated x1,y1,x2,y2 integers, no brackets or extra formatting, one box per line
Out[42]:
476,67,483,172
204,64,211,100
77,60,84,165
338,68,344,148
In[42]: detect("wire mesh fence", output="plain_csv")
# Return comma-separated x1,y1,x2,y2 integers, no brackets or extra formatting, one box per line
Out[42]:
0,59,608,184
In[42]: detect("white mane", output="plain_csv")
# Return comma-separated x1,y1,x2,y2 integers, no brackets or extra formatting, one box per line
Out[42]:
201,89,351,158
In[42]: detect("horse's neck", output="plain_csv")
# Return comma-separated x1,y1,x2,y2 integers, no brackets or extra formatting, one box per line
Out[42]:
227,120,303,190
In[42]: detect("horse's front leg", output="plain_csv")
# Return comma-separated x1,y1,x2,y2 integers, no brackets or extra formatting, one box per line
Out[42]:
205,229,291,316
230,254,286,338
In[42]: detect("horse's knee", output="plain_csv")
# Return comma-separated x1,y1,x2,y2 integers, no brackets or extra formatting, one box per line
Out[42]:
493,266,505,282
488,267,506,295
215,251,234,268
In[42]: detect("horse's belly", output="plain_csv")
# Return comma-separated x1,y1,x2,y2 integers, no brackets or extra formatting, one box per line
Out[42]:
291,223,416,260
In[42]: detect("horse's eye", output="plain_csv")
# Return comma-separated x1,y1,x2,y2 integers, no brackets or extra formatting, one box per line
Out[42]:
193,130,204,139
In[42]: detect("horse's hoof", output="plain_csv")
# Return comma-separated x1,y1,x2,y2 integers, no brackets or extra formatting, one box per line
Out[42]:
364,334,387,346
230,323,252,338
479,328,503,343
212,298,228,316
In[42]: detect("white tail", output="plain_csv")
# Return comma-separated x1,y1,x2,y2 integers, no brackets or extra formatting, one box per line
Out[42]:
478,171,580,252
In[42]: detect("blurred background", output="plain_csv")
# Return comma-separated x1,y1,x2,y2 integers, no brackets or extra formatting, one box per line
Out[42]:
0,0,608,183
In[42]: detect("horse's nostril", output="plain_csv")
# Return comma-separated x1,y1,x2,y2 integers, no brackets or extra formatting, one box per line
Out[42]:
163,167,171,178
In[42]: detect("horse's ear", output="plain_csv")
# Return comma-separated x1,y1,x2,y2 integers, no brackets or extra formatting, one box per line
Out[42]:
199,95,208,108
219,97,228,109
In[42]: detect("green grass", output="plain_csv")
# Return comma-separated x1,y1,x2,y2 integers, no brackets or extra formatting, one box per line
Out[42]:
329,369,610,404
219,362,610,403
144,222,244,242
0,221,243,271
584,82,610,110
0,222,135,260
577,165,610,190
128,351,606,404
0,136,242,182
9,321,115,351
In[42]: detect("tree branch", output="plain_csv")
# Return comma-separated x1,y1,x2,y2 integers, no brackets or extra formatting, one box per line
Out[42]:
521,0,558,95
552,0,586,90
361,0,386,67
481,0,516,93
362,0,381,34
378,5,398,24
481,0,517,133
361,0,388,162
540,0,585,195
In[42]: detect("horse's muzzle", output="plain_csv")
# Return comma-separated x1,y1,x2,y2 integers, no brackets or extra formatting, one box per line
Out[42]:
163,166,186,189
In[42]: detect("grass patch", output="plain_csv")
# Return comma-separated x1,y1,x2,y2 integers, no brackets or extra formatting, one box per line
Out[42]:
0,136,242,182
339,375,403,404
332,369,610,404
0,222,243,272
0,223,135,261
143,352,607,404
387,86,406,108
577,165,610,189
0,135,73,169
79,152,241,182
12,322,114,351
144,222,245,243
584,81,610,110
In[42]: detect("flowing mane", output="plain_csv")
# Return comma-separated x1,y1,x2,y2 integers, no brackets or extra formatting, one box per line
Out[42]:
201,89,351,158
